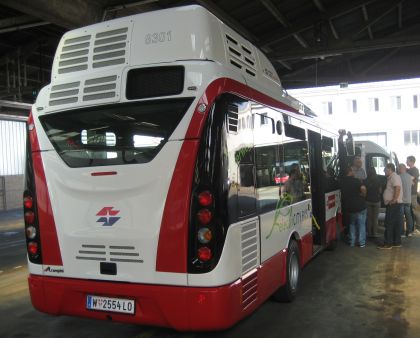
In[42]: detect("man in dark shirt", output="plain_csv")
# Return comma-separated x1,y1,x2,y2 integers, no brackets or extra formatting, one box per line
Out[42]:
407,156,420,230
340,166,367,247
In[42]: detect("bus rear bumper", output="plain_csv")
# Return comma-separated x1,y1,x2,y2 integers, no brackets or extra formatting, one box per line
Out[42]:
28,273,254,331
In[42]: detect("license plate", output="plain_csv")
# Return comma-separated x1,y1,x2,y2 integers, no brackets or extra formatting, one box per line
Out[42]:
86,295,135,314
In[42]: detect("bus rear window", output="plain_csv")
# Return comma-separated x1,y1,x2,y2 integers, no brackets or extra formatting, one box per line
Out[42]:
39,98,194,167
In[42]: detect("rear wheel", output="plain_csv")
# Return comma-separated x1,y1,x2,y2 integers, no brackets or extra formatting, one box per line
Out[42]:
273,240,300,302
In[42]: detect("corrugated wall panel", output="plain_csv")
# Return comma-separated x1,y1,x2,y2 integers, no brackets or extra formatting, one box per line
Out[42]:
0,120,26,175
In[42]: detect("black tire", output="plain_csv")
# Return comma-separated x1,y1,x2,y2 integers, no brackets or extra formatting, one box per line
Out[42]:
272,240,300,302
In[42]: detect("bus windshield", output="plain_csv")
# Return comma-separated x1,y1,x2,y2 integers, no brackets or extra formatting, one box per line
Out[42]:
40,98,194,167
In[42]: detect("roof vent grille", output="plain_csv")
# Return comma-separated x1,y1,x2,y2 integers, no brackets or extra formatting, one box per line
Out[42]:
49,81,80,106
83,75,118,102
225,34,257,77
93,27,128,69
58,35,91,74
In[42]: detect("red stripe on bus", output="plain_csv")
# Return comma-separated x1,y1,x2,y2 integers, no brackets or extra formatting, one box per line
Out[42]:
156,140,200,272
29,114,63,266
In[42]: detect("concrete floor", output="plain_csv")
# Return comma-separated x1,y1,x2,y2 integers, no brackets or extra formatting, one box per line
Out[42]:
1,210,420,338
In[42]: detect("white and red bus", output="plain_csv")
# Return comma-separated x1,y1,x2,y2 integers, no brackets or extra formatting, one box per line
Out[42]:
24,5,342,331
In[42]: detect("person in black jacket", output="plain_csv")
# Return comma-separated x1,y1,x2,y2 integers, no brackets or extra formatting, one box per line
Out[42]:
340,166,367,247
364,167,382,238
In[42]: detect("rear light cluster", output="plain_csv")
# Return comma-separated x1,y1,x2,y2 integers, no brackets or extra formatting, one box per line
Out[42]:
195,190,214,264
23,192,42,262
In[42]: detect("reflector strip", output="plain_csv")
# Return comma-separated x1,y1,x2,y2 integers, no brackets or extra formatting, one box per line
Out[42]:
91,171,117,176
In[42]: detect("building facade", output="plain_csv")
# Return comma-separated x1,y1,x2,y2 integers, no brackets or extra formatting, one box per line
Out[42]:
288,78,420,165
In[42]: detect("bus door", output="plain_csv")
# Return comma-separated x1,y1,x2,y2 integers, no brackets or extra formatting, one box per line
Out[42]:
307,129,326,247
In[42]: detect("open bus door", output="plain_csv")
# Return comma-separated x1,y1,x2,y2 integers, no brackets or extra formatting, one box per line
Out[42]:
308,130,325,249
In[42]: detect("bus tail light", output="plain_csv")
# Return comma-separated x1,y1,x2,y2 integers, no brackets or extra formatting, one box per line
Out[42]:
198,191,213,206
197,227,212,244
23,191,42,262
189,187,219,269
28,241,39,256
24,211,35,224
24,196,33,209
197,208,212,225
197,247,212,261
26,226,37,240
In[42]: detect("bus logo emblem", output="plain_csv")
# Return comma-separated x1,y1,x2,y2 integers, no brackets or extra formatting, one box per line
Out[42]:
96,207,121,226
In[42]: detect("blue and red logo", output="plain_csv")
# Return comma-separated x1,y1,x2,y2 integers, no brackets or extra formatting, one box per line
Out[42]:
96,207,120,226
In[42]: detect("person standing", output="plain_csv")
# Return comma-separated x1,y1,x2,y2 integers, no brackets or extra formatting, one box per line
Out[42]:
378,163,403,249
340,166,367,247
398,163,414,236
364,167,382,238
406,156,420,231
351,156,367,181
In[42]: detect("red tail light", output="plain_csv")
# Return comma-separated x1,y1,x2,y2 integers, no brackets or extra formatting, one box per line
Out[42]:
24,211,35,224
28,241,39,256
198,191,213,206
24,196,33,209
197,247,212,261
197,209,212,225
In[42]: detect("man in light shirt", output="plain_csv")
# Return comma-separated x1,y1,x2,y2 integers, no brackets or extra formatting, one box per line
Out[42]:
351,156,367,181
378,163,403,249
398,163,414,236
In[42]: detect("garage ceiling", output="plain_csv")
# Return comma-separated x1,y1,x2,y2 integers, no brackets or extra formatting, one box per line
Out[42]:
1,0,420,104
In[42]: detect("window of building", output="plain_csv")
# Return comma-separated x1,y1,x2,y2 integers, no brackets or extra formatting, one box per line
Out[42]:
347,99,357,113
404,130,420,146
260,112,268,125
391,96,401,110
368,98,379,112
413,95,418,109
322,101,332,115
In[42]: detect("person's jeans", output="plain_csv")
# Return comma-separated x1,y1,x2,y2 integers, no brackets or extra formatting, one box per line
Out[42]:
403,203,414,234
411,195,420,228
349,209,367,246
385,204,403,245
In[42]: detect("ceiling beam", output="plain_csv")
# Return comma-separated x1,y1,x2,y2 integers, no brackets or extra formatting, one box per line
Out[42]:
0,0,103,29
260,0,378,47
362,5,373,40
0,21,50,34
276,60,293,71
0,15,37,29
398,3,403,29
352,0,405,39
329,19,339,39
260,0,309,48
361,48,401,75
269,35,420,61
312,0,325,12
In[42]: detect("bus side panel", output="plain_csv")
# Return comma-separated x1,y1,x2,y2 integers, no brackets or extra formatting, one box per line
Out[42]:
325,190,341,245
299,232,313,267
